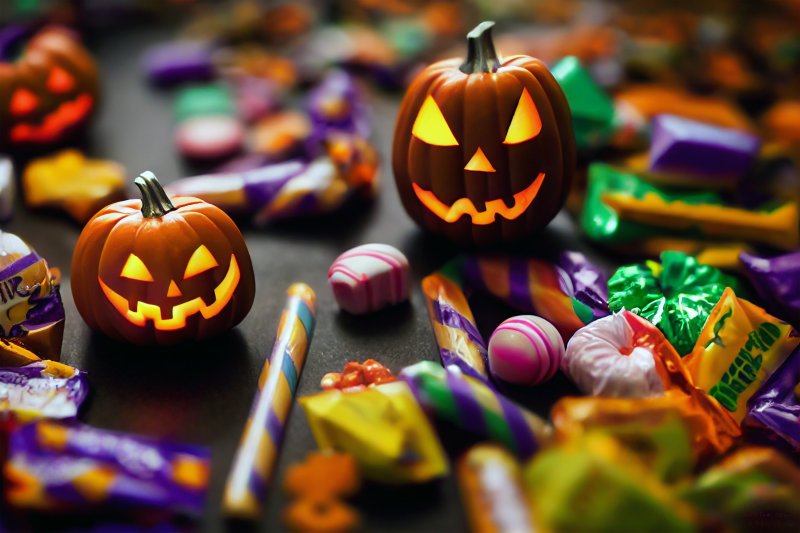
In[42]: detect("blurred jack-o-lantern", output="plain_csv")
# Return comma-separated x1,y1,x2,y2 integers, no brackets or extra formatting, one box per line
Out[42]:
71,172,255,346
0,27,99,150
393,21,575,246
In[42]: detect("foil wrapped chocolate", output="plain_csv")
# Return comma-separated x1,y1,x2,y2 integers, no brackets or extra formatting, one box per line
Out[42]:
0,231,65,362
4,420,211,515
0,361,87,421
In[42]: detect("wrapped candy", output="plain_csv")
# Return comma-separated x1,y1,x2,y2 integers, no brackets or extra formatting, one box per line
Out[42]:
0,156,14,222
173,84,244,160
305,70,371,155
299,381,448,484
399,361,552,459
4,420,211,515
740,250,800,327
142,40,216,86
462,255,605,339
0,361,88,421
685,288,800,423
607,251,740,356
458,444,535,533
0,231,65,361
22,150,127,223
421,270,488,381
745,347,800,454
680,447,800,531
523,434,696,532
166,133,379,224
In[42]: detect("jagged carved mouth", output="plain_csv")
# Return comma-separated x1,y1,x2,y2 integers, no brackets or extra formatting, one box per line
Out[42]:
10,93,93,143
411,172,545,225
98,256,240,331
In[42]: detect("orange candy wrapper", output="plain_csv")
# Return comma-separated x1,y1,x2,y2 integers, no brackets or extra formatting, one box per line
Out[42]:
685,288,800,423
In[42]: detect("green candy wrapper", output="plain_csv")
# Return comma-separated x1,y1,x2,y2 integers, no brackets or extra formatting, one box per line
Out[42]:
608,251,741,356
681,447,800,532
523,434,695,532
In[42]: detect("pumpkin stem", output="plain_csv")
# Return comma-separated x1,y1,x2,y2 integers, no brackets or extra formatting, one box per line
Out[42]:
134,171,176,218
460,21,500,74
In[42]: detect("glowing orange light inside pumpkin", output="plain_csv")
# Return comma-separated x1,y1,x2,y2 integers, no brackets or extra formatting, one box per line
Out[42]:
464,147,495,172
121,254,154,281
99,255,241,331
412,95,458,146
10,88,39,115
47,67,75,93
504,89,541,145
412,172,546,225
167,281,183,297
10,93,93,143
183,245,218,279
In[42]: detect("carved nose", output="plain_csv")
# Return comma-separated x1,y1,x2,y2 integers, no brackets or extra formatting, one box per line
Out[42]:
464,147,495,172
167,280,182,297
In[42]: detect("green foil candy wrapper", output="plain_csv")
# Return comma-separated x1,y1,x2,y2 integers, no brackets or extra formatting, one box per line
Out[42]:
608,251,740,356
523,433,695,532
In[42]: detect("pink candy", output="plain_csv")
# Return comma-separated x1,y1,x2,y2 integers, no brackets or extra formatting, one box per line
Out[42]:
328,244,409,315
488,315,564,386
175,116,244,159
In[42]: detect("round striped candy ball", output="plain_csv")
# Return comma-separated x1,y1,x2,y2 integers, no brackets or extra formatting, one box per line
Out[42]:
488,315,564,386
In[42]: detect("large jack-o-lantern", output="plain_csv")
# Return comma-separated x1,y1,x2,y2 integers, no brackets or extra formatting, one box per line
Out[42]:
393,22,575,246
0,27,99,150
71,172,255,346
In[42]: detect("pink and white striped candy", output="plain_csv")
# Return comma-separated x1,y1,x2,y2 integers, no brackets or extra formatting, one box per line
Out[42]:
328,244,409,315
488,315,564,386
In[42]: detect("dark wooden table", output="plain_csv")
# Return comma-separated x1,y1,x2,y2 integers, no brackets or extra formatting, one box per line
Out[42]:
5,20,603,532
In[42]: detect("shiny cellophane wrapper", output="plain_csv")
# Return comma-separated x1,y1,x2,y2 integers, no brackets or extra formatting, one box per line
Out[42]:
685,287,800,423
4,420,211,515
0,233,65,363
299,381,448,484
680,447,800,531
745,346,800,453
0,361,88,421
523,433,696,532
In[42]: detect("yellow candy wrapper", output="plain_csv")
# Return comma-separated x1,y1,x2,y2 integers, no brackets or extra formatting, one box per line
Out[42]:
685,287,800,423
299,381,449,484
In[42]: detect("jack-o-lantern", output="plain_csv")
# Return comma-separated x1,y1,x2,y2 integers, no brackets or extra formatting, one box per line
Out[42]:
393,21,575,246
71,172,255,345
0,27,99,149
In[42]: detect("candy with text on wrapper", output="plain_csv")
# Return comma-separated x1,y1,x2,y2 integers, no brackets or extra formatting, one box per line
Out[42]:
740,250,800,328
328,244,409,315
488,315,564,387
684,287,800,423
22,149,127,223
0,231,64,362
174,84,244,160
4,420,210,515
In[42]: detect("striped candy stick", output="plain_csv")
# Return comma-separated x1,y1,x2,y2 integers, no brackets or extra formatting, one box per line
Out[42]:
400,361,551,459
222,283,317,519
422,268,489,383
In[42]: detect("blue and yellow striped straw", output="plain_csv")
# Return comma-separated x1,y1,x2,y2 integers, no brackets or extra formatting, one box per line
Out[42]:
222,283,316,519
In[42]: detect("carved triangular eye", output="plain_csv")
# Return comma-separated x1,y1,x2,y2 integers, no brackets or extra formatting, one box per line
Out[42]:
121,254,154,281
183,245,218,279
504,89,541,145
412,95,459,146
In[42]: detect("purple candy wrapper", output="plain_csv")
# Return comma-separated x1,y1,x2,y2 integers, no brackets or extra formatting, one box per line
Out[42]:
740,251,800,327
745,347,800,454
305,70,371,155
4,421,210,516
558,251,611,322
142,41,216,86
0,361,87,421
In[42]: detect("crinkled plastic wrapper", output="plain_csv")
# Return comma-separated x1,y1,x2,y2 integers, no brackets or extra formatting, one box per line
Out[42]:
680,447,800,531
523,434,696,532
0,361,87,422
608,250,740,356
745,346,800,453
299,381,448,484
4,420,211,515
0,232,65,362
685,288,800,423
740,250,800,328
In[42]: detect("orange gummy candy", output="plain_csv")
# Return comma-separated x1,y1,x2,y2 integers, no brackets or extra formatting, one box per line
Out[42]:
283,452,360,500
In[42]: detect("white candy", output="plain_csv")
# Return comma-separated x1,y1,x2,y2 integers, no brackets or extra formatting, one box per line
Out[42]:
328,243,409,315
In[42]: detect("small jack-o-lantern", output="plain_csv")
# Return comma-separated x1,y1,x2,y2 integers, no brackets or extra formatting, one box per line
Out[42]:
71,172,255,345
0,27,99,149
393,21,575,246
